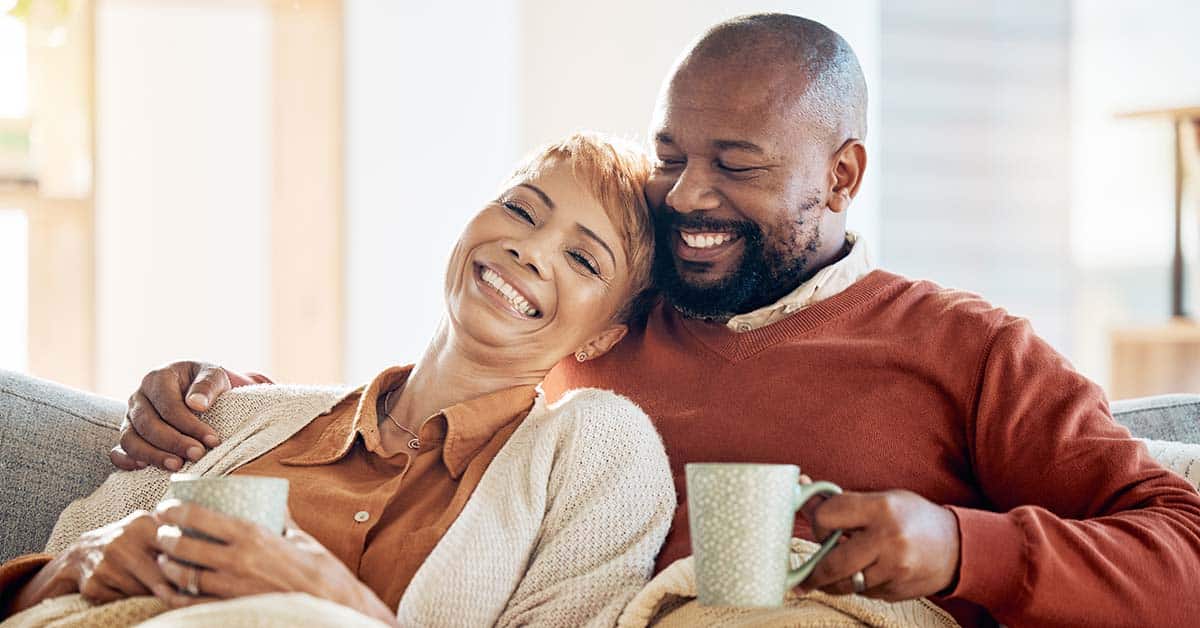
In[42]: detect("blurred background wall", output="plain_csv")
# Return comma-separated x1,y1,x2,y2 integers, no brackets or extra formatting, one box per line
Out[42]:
1,0,1197,399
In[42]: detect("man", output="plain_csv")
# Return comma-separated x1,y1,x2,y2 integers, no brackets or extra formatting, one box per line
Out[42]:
108,14,1200,627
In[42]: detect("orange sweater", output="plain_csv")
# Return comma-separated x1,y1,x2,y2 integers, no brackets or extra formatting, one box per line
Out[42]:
545,270,1200,627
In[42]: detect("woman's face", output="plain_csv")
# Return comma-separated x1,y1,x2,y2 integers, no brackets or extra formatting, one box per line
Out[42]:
444,161,635,365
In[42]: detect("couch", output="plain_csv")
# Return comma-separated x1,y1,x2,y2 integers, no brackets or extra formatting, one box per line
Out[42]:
1,369,1198,562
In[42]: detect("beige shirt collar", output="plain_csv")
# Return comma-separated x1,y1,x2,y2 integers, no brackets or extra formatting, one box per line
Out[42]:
726,232,874,333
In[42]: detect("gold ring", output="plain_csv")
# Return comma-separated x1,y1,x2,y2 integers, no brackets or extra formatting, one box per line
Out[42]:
851,570,866,594
185,566,201,596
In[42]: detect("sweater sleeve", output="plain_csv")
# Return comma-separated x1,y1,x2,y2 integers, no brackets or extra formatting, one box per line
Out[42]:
496,391,677,628
0,554,53,617
943,316,1200,626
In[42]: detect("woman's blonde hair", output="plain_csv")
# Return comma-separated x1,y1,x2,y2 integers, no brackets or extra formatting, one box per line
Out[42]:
503,132,656,323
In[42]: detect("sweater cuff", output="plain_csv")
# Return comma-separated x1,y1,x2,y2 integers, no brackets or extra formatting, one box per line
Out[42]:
940,506,1029,614
0,554,54,616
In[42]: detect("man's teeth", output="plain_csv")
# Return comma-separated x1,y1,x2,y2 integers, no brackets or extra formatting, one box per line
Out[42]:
680,232,735,249
481,268,540,317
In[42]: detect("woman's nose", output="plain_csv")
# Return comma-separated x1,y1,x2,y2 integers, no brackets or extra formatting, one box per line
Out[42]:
664,164,721,214
504,241,550,281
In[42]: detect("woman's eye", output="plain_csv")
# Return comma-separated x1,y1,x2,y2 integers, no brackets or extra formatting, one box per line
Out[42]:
503,201,534,223
717,162,755,173
569,251,600,276
656,157,684,168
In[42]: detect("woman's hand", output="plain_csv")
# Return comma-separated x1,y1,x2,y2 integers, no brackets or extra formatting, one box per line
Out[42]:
10,510,171,613
152,500,397,625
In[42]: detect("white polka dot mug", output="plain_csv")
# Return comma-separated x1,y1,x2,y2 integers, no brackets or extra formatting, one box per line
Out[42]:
166,474,290,536
686,463,843,607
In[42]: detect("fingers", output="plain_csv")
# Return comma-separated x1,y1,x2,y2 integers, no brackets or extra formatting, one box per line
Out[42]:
109,446,147,471
78,577,124,604
184,365,231,418
154,557,222,607
155,524,236,570
155,501,258,546
119,416,184,472
144,366,222,448
821,564,882,597
803,528,882,591
811,492,878,532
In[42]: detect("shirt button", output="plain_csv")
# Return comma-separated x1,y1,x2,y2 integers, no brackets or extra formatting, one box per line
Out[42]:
737,323,752,333
353,510,370,523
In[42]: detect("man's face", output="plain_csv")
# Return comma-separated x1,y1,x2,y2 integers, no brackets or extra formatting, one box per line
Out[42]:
646,62,835,320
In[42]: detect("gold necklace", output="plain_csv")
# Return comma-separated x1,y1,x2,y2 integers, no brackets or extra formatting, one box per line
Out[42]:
382,389,421,450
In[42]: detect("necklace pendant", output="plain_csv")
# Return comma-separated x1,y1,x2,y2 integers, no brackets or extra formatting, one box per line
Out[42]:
408,438,420,450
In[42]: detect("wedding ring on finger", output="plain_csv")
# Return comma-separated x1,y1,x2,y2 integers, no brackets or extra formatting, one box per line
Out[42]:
851,570,866,594
185,566,201,596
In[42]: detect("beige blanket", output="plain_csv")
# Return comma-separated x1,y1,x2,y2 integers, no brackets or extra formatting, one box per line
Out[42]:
617,540,960,628
0,593,389,628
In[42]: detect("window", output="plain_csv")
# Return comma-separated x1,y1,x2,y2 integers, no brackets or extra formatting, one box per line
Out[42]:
0,10,27,118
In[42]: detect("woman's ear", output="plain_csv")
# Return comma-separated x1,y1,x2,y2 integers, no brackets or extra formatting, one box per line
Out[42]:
575,324,629,362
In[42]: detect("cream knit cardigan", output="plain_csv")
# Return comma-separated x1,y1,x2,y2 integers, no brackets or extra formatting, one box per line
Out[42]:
43,384,677,627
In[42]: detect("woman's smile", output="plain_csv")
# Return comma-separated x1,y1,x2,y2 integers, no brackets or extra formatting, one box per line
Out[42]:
473,262,543,320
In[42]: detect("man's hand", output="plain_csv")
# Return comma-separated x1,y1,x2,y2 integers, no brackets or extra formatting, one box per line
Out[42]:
800,489,961,602
109,362,232,472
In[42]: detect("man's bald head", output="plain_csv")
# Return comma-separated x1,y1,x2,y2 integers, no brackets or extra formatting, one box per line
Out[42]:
676,13,867,144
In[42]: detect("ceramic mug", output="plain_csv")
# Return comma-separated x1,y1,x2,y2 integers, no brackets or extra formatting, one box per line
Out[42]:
686,463,843,607
165,474,290,536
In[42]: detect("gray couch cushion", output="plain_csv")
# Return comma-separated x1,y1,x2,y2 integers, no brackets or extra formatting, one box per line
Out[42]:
0,370,123,561
1112,394,1200,445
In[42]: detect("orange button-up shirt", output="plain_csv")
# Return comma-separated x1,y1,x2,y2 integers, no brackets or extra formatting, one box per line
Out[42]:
0,366,537,615
233,366,536,609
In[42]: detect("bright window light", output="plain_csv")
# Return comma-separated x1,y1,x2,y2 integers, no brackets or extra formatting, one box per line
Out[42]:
0,14,28,118
0,209,28,371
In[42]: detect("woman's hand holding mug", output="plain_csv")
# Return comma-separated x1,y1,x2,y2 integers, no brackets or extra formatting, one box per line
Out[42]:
9,510,170,614
152,500,386,617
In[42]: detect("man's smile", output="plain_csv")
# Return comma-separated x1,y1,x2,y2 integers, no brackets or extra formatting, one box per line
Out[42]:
672,228,744,264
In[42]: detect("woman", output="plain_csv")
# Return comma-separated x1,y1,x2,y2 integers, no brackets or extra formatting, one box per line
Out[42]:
0,133,675,627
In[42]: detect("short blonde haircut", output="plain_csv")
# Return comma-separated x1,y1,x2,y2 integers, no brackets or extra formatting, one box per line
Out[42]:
503,132,655,323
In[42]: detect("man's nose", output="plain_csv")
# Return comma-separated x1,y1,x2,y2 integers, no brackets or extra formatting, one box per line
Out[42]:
664,164,721,213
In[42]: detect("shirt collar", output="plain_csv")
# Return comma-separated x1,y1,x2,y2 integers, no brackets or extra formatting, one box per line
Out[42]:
724,232,874,333
441,384,537,477
281,365,536,479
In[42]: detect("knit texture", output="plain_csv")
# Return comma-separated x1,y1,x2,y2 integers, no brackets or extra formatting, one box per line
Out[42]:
28,385,675,627
545,269,1200,628
1,593,390,628
619,539,959,628
1141,438,1200,489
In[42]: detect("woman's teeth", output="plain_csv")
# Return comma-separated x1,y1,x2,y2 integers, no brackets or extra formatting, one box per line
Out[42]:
481,267,540,317
680,232,735,249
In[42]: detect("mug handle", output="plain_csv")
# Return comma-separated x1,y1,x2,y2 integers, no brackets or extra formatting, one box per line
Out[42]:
784,480,843,589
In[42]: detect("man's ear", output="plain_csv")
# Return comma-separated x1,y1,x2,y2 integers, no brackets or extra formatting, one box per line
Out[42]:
575,324,629,362
827,139,867,214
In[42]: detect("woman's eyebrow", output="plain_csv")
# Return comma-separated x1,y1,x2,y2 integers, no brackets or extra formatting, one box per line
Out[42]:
577,224,616,267
518,183,555,209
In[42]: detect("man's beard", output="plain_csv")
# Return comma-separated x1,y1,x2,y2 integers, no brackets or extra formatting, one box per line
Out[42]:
651,206,820,321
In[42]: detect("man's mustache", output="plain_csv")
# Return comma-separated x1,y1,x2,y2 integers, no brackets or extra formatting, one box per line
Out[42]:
653,207,758,238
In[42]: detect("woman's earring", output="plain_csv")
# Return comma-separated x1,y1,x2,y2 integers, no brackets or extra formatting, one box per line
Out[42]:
575,351,588,363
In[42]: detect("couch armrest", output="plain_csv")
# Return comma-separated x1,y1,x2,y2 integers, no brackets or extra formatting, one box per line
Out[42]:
0,370,124,561
1112,394,1200,445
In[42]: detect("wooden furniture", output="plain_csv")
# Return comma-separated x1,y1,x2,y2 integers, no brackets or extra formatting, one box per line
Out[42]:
1111,319,1200,399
